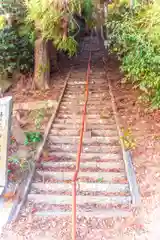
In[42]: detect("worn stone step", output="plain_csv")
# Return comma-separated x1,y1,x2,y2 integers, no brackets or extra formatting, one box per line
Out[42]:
36,171,126,182
41,161,124,170
65,90,109,95
28,194,131,205
51,123,117,130
48,135,119,145
32,182,129,193
47,144,121,154
67,82,86,86
33,209,131,218
50,129,118,137
67,83,107,87
54,117,115,124
58,109,113,115
61,99,111,105
63,93,109,98
60,102,112,108
56,113,113,119
66,86,108,90
66,88,108,92
46,150,122,160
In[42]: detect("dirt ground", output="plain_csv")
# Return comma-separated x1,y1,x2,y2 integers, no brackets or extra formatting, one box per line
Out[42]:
107,57,160,240
1,57,160,239
4,71,67,103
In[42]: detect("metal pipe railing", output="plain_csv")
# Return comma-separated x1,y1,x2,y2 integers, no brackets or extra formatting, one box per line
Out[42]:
72,51,91,240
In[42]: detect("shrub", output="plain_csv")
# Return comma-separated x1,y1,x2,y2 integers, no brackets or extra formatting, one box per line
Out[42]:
106,2,160,108
0,26,19,74
0,24,34,75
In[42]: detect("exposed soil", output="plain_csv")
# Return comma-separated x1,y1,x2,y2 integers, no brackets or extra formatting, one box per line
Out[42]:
18,108,53,132
4,71,67,103
107,57,160,239
1,56,160,239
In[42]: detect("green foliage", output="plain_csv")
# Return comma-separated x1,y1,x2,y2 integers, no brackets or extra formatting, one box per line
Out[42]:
34,109,45,130
55,36,78,57
106,2,160,108
25,0,95,57
0,1,35,75
82,0,94,22
24,132,42,146
97,177,103,183
0,26,19,74
0,0,25,19
0,25,34,75
18,34,34,73
0,16,5,29
120,127,136,150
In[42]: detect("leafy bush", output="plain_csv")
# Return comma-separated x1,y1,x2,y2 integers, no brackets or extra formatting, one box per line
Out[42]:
106,2,160,108
0,0,34,75
0,24,34,75
25,0,96,57
0,26,19,74
24,132,42,145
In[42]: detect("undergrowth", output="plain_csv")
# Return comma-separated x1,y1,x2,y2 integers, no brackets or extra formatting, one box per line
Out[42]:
106,2,160,108
0,25,34,75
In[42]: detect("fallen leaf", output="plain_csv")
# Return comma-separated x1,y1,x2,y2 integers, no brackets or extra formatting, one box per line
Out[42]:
3,192,16,200
97,177,103,183
31,208,37,214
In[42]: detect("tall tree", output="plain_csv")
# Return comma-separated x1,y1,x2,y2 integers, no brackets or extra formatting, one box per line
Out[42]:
25,0,95,90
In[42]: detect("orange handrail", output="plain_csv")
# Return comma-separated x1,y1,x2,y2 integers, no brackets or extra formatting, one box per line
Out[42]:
72,52,91,240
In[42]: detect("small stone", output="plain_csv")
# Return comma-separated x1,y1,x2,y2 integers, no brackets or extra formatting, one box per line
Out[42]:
51,221,57,228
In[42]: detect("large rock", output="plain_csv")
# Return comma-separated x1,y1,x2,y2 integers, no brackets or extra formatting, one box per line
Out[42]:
13,100,57,111
11,115,26,145
0,74,12,93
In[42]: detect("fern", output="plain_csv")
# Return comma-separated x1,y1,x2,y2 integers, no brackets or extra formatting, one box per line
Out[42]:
25,0,95,57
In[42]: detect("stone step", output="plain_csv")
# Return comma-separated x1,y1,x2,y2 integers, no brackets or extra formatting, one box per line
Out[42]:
58,110,113,116
56,113,114,119
36,171,126,182
66,88,109,92
67,82,86,86
65,90,109,95
33,209,132,218
47,144,121,154
31,182,129,193
48,135,119,145
51,123,117,130
45,151,122,161
59,103,112,108
41,161,124,170
28,194,131,205
67,83,107,87
62,94,110,99
49,129,118,137
54,117,115,124
60,102,112,108
61,98,111,104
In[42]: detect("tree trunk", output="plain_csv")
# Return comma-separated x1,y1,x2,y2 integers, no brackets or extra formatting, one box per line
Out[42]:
34,38,50,90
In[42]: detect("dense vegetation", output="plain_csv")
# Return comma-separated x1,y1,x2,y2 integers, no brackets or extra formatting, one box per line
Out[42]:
107,1,160,108
0,0,35,76
0,0,96,89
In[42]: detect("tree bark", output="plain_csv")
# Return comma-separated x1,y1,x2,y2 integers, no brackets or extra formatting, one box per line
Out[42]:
34,38,50,90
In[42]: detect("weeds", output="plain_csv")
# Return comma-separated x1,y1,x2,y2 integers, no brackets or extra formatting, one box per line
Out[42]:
120,127,136,150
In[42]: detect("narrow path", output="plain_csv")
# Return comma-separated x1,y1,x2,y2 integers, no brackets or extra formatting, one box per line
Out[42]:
28,35,132,219
1,35,139,240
